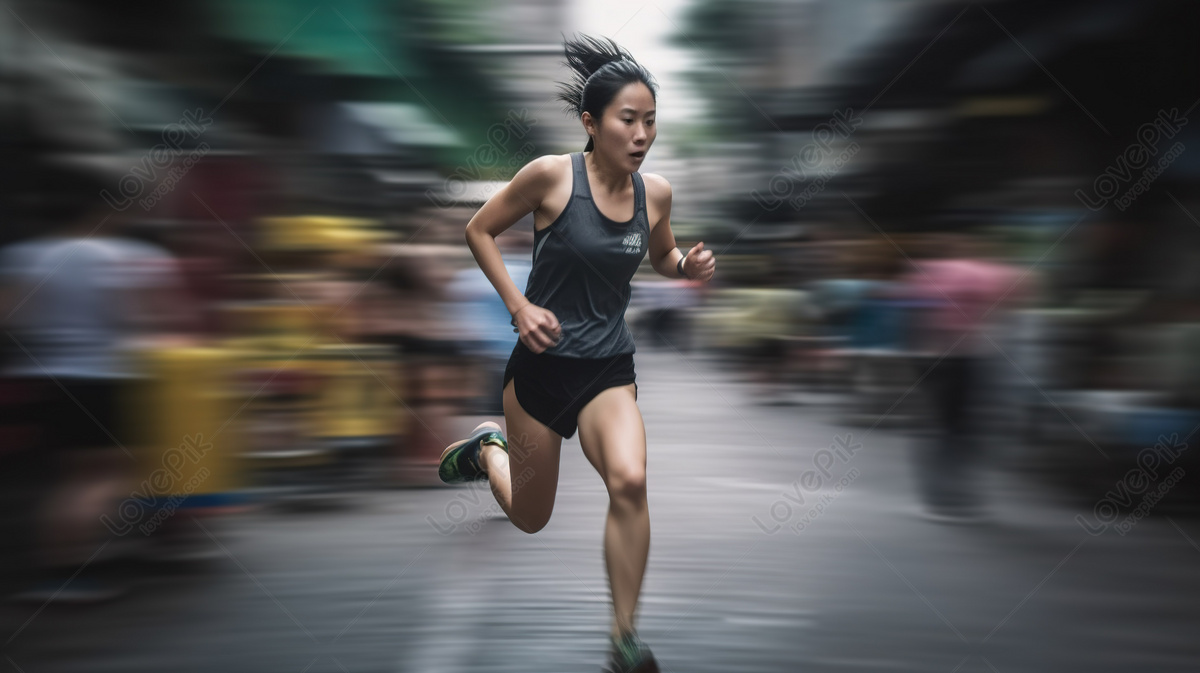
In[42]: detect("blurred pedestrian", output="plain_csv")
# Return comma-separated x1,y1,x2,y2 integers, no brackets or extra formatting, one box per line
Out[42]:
0,163,191,601
901,232,1022,523
437,35,715,672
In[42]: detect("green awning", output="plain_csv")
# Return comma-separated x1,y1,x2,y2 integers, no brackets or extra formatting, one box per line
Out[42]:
211,0,421,78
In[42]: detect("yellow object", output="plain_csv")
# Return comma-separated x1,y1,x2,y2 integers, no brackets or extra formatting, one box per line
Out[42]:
257,216,391,252
696,288,810,350
129,346,243,500
311,343,403,442
223,300,326,350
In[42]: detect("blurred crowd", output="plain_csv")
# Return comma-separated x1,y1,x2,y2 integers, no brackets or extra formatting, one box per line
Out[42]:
690,219,1200,520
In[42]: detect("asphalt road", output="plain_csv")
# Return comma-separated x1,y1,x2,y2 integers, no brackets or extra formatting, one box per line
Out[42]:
5,347,1200,672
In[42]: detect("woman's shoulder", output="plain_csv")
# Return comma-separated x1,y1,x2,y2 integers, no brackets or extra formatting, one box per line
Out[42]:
510,154,575,192
640,172,672,207
521,153,574,176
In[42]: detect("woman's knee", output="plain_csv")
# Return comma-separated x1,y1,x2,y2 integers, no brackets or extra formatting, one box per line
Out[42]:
511,510,552,534
505,467,558,534
509,488,555,533
606,462,647,503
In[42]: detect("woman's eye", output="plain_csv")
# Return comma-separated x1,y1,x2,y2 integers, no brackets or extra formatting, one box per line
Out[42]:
623,119,634,125
646,119,655,127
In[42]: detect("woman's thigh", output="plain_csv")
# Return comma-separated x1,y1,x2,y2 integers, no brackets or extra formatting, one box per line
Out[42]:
501,378,564,528
575,383,645,489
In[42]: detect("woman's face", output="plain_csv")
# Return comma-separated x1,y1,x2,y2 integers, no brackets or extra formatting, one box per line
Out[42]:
583,81,656,171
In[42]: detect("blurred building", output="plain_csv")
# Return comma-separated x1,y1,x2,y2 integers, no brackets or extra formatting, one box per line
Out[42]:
454,0,577,152
675,0,1200,238
0,0,544,247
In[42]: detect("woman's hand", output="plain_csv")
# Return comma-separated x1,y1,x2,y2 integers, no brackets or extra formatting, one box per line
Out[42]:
512,303,562,353
682,241,716,282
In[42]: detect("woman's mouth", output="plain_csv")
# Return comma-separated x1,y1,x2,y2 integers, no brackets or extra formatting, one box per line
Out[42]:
630,151,645,160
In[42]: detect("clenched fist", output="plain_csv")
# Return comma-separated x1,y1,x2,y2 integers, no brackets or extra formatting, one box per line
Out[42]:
682,241,715,282
512,303,562,354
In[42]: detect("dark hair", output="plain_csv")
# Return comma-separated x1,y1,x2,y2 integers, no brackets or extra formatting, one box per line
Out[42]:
556,34,658,152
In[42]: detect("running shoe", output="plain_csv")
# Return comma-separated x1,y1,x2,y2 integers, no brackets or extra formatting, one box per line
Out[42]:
604,632,659,673
438,421,507,484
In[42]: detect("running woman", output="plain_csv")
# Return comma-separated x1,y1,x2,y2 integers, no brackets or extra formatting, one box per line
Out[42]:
438,35,715,672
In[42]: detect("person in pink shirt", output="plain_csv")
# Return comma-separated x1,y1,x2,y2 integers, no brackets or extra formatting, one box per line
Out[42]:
901,232,1024,522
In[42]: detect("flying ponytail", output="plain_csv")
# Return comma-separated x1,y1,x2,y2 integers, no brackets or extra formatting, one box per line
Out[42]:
556,34,657,152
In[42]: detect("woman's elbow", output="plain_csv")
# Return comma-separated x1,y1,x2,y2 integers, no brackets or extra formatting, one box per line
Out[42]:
464,220,486,245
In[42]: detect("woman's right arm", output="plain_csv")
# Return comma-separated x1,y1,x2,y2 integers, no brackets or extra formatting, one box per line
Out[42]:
464,155,563,353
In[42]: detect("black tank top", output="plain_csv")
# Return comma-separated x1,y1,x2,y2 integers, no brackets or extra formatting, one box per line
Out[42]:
521,152,649,358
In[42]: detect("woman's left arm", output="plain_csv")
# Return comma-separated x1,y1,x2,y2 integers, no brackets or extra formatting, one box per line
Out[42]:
645,173,715,281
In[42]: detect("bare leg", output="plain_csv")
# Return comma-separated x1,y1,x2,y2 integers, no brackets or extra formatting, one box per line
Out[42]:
576,383,649,638
478,379,563,534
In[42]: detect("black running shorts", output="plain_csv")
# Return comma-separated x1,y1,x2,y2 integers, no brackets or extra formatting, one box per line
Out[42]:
502,341,637,439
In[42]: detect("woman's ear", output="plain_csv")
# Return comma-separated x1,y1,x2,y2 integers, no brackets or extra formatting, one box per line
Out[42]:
581,111,596,139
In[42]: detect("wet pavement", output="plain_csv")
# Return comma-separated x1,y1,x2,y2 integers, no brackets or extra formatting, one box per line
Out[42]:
5,347,1200,672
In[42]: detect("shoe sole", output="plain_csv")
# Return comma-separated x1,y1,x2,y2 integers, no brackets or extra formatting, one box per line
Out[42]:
438,422,503,483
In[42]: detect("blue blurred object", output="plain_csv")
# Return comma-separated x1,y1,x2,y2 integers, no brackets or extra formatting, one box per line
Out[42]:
448,259,531,359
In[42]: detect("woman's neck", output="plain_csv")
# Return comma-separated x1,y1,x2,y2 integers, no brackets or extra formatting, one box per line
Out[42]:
584,152,630,195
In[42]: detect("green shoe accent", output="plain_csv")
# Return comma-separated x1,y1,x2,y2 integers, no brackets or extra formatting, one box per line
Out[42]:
605,633,658,673
477,431,508,475
438,422,506,484
481,431,507,452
